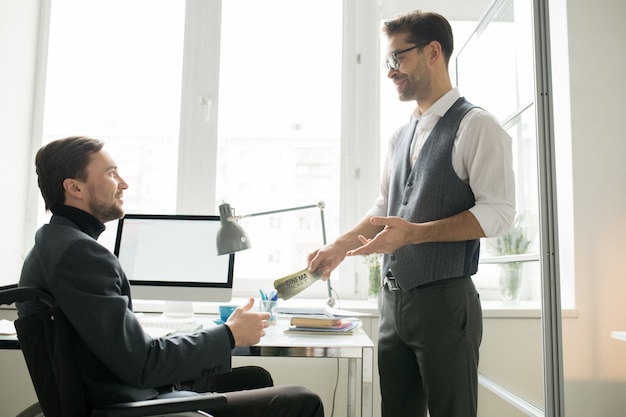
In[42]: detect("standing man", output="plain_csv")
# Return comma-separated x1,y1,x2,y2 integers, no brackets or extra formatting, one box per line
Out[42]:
308,10,515,417
19,136,324,417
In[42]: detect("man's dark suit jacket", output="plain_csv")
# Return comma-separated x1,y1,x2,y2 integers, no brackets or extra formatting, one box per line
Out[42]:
18,210,233,408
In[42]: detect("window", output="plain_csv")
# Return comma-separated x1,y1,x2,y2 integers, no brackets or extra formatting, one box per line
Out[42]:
42,0,185,249
454,0,543,305
215,0,343,298
38,0,378,301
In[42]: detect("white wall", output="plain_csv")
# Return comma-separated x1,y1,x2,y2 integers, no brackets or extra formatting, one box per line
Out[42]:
561,0,626,415
0,0,41,286
476,1,626,415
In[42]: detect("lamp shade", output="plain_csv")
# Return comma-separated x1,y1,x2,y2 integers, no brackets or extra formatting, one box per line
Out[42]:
216,203,251,255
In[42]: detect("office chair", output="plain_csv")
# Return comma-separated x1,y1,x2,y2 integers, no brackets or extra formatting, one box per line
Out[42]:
0,286,226,417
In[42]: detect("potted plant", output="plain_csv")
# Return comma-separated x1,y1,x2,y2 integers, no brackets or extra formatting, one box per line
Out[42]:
487,215,532,303
363,254,382,299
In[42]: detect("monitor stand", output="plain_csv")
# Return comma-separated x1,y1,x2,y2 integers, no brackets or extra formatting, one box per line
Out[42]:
138,301,203,336
162,301,195,320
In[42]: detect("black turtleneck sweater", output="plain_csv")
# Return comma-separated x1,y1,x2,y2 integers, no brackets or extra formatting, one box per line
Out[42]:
50,204,106,239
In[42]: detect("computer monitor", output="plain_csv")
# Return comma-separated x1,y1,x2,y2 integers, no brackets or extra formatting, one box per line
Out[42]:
114,214,234,318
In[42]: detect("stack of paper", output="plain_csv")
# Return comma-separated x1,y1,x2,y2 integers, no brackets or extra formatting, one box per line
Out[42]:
273,306,365,335
272,305,366,319
285,318,361,335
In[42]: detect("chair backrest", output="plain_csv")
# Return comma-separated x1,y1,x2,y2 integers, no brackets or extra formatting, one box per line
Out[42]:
1,286,88,417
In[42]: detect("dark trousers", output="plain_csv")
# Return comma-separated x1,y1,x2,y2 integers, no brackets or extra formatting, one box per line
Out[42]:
173,366,325,417
377,276,482,417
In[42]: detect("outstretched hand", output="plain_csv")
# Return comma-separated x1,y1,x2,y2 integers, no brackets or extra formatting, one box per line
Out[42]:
346,216,415,257
225,298,271,347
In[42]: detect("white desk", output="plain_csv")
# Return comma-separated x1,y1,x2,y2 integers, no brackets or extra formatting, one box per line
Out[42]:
611,331,626,342
252,319,374,417
1,318,375,417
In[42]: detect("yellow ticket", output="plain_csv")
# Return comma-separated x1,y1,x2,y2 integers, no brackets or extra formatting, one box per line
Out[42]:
273,268,323,300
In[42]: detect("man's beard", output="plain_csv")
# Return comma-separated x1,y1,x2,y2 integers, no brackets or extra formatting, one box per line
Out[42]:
89,200,124,224
398,64,430,102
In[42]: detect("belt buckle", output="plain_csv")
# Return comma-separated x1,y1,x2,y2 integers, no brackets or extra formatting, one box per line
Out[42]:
385,276,400,291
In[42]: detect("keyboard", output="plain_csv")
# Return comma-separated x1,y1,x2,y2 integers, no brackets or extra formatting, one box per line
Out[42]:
138,316,203,337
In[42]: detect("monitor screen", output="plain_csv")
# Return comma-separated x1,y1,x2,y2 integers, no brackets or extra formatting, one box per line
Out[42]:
114,214,234,304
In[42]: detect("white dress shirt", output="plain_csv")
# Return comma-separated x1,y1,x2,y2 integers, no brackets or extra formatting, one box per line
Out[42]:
367,87,516,237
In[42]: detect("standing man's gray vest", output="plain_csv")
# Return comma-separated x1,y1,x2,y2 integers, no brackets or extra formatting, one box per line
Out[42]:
383,97,480,290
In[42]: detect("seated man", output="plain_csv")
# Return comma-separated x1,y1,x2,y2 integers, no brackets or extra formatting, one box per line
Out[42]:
18,136,324,417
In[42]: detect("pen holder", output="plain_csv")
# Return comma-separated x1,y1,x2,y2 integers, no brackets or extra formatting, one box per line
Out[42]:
259,300,277,323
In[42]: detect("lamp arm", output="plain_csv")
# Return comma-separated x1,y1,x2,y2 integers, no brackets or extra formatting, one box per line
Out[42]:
221,200,334,307
228,202,325,221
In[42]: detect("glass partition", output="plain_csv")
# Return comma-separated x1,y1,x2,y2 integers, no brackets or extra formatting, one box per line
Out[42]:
455,0,554,414
457,0,542,308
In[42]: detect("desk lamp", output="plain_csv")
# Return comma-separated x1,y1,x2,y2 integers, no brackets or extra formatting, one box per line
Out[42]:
216,201,335,307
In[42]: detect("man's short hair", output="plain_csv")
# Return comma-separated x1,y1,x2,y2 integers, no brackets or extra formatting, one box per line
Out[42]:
383,10,454,65
35,136,104,210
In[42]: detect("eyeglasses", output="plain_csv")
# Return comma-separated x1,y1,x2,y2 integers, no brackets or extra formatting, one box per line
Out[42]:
384,42,430,71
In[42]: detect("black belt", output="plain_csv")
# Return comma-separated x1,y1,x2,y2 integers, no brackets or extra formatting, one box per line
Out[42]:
383,274,469,292
383,274,401,291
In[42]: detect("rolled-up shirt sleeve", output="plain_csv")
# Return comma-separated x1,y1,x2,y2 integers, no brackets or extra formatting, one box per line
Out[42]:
459,109,516,237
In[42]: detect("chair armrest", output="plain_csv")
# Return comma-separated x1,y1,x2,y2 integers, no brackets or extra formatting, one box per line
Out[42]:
0,286,55,308
91,392,227,417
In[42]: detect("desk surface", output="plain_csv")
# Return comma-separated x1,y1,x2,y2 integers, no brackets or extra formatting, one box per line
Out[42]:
243,318,373,359
611,331,626,342
1,317,374,350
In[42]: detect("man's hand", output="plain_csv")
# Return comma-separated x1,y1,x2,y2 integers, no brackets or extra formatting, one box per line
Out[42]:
308,215,385,277
346,211,485,257
224,298,270,347
307,243,347,279
346,216,415,257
